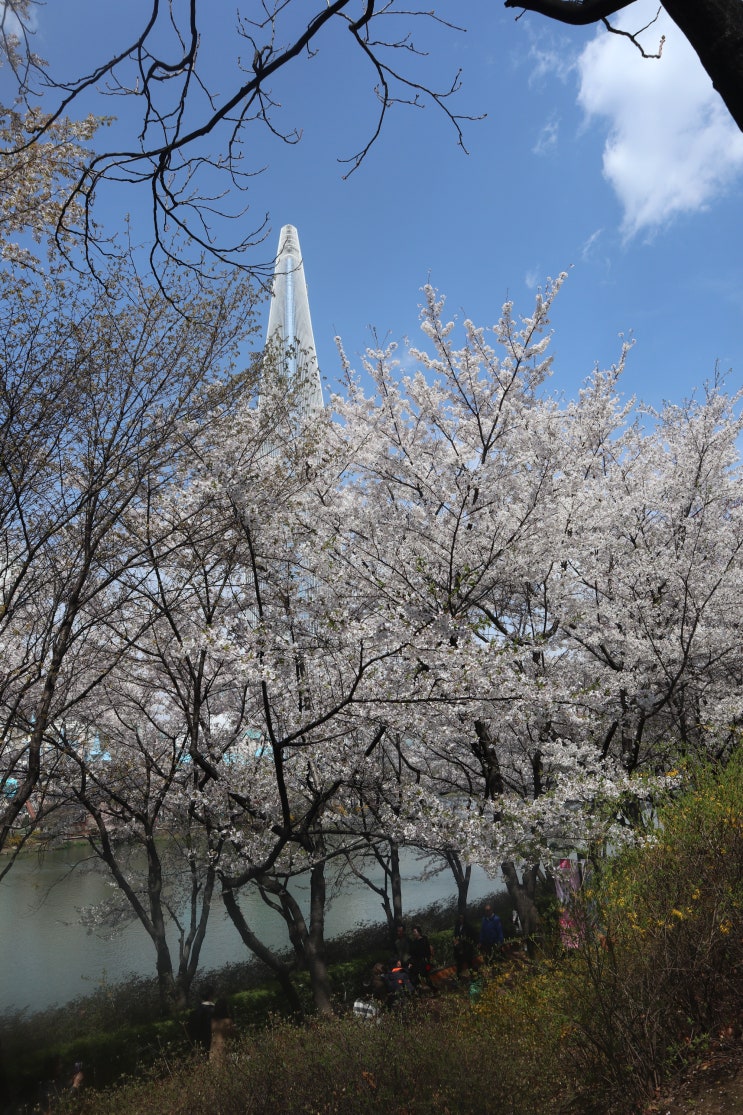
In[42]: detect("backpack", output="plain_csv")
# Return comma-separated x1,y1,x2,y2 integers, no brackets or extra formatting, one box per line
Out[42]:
384,965,413,1000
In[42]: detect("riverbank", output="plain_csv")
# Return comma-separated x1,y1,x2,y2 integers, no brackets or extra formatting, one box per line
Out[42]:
0,895,512,1112
4,758,741,1114
9,948,742,1115
0,845,500,1014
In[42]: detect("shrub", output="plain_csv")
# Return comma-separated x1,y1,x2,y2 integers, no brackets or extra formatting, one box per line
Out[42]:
59,999,571,1115
555,753,743,1111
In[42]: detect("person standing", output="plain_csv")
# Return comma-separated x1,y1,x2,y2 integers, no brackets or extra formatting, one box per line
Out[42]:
453,913,478,977
187,985,216,1053
69,1061,84,1100
383,957,414,1008
409,924,436,991
479,904,504,959
392,922,412,966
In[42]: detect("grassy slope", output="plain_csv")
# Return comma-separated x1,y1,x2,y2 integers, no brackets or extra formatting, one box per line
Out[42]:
4,755,741,1114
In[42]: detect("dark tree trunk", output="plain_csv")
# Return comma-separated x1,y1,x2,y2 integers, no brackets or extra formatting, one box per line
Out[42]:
305,863,334,1016
221,885,304,1016
344,840,404,936
86,820,215,1014
389,843,404,928
143,838,180,1013
444,851,472,916
501,861,541,957
238,864,335,1016
82,819,180,1016
173,855,219,1010
474,720,505,802
663,0,743,133
273,865,334,1015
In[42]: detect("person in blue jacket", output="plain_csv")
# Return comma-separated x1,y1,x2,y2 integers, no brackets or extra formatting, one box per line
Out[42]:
479,903,504,958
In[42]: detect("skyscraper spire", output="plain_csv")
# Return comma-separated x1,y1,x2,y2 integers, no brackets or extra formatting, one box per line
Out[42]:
262,224,323,419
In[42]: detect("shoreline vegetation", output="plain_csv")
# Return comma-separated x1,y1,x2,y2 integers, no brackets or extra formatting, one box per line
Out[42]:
1,757,741,1115
0,894,515,1112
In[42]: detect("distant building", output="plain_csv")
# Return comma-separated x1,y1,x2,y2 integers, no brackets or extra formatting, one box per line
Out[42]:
261,224,323,420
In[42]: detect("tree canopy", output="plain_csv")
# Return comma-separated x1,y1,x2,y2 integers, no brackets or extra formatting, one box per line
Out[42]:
1,6,742,1006
7,255,741,1004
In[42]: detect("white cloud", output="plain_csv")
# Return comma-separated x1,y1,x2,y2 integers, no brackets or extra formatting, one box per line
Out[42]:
533,116,559,156
528,41,574,87
577,1,743,238
580,228,604,262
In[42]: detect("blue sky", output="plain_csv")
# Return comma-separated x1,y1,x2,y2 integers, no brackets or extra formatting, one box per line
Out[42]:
4,1,743,409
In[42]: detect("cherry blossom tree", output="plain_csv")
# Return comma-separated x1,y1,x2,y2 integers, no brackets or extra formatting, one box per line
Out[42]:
0,103,101,267
18,263,742,1004
202,396,411,1014
327,281,743,935
50,380,405,1013
0,258,259,871
558,372,743,773
54,692,228,1013
52,469,261,1011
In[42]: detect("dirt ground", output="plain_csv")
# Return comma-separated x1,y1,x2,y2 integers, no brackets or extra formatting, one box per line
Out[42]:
643,1039,743,1115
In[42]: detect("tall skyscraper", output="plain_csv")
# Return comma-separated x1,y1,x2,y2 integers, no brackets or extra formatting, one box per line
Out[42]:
262,224,323,419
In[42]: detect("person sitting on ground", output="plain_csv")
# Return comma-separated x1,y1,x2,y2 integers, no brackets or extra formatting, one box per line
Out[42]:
409,924,436,991
383,956,414,1007
479,904,504,959
368,961,389,1004
453,912,478,977
209,998,236,1064
353,996,380,1020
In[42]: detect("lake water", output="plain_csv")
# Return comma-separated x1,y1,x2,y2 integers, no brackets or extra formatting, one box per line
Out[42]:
0,847,501,1014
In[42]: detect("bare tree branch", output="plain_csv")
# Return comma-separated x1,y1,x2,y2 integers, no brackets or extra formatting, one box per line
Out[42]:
1,1,476,284
602,8,665,59
4,0,743,283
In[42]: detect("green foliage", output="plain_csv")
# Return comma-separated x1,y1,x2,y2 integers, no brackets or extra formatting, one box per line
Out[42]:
470,963,575,1109
557,753,743,1111
58,1001,570,1115
453,756,743,1114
